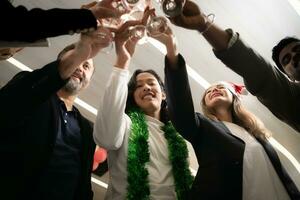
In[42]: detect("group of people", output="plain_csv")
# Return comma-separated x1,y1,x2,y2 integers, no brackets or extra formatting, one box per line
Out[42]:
0,0,299,200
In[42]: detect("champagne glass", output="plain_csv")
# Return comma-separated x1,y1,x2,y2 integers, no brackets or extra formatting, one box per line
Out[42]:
146,15,168,37
96,27,114,54
159,0,185,17
129,25,147,44
122,0,150,12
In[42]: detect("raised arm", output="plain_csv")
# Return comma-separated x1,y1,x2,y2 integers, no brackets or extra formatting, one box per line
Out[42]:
0,26,110,127
93,67,131,150
0,0,121,42
168,0,300,131
93,18,143,150
148,18,199,141
164,54,200,142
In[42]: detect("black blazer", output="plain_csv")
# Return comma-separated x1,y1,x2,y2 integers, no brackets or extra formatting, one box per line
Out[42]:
0,61,96,200
0,0,97,42
164,54,300,200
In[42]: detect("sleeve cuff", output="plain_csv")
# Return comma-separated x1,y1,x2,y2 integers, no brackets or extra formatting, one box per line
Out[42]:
112,67,130,78
225,29,239,49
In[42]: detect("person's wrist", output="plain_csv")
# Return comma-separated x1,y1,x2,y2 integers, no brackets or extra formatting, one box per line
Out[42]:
115,56,130,69
197,13,215,34
197,23,207,32
166,36,177,54
74,40,91,55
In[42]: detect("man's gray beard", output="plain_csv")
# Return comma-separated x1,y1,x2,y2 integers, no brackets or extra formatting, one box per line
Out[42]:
63,78,81,95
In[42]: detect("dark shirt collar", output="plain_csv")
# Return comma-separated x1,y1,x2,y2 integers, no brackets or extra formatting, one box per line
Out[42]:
54,94,79,117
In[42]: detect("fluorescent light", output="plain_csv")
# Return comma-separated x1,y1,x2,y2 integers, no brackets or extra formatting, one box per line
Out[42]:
146,37,210,89
269,137,300,173
7,57,33,72
186,65,210,89
287,0,300,16
74,98,98,115
91,177,108,189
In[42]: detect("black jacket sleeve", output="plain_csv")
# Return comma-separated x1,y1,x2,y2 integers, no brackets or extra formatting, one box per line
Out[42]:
0,60,67,127
0,0,97,42
164,54,200,142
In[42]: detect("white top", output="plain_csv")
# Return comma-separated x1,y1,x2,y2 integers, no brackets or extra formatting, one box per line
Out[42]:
93,67,177,200
223,121,290,200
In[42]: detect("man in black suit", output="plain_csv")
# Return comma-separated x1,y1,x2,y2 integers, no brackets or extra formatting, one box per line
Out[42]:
0,26,112,200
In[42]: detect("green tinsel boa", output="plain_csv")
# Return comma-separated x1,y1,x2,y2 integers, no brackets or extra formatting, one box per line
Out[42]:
127,109,194,200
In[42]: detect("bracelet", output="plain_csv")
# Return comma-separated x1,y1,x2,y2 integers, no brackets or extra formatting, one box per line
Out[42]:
199,13,215,34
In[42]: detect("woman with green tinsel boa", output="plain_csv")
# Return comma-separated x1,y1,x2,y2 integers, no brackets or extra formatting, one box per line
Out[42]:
93,8,193,200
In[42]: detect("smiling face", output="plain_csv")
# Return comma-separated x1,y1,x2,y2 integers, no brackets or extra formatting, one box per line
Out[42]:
204,83,233,110
278,41,300,81
133,72,166,118
63,59,94,94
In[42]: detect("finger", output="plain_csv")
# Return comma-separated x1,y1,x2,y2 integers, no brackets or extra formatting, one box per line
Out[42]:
125,40,138,56
183,1,201,16
99,0,114,6
115,28,131,42
81,1,97,9
169,14,185,27
107,27,119,33
164,26,173,35
97,7,123,18
141,8,155,25
116,20,141,34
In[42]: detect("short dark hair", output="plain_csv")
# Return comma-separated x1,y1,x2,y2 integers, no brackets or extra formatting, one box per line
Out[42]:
57,43,77,60
125,69,169,123
272,37,300,73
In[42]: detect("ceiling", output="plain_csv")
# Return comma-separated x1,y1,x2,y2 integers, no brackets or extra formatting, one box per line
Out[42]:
1,0,300,198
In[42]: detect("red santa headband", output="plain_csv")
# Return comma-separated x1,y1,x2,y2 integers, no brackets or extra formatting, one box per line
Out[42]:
213,81,248,96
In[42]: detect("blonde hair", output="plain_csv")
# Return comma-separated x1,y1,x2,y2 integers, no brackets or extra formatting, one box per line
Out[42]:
201,90,271,140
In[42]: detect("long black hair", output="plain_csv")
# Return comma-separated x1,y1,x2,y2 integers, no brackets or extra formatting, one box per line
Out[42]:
125,69,169,124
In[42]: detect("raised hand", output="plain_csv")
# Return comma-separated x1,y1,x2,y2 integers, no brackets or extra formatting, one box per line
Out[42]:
82,0,125,20
58,26,114,79
168,0,207,31
147,17,178,61
114,22,140,69
78,26,114,59
113,7,154,69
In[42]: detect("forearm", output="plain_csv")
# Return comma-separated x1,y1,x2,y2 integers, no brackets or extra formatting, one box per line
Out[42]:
93,67,130,150
0,2,97,42
199,22,231,51
114,57,131,70
214,36,287,96
164,54,198,141
166,36,179,68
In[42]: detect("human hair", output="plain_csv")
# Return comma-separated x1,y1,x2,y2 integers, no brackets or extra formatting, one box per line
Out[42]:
125,69,169,124
272,36,300,73
57,43,77,60
201,89,271,140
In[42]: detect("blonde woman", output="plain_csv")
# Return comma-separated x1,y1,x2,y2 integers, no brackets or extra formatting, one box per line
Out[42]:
149,11,300,200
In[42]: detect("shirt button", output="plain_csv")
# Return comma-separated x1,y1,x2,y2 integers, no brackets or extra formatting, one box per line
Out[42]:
64,119,67,124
